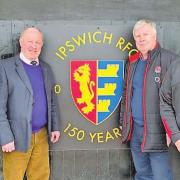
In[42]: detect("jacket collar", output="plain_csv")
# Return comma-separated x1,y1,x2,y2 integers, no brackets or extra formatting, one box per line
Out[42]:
39,61,48,89
15,55,33,95
128,42,160,64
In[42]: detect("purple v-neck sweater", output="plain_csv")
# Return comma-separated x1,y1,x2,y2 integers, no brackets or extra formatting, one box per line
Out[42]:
22,62,48,133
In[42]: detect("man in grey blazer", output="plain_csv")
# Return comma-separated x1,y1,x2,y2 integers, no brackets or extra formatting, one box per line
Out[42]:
0,27,60,180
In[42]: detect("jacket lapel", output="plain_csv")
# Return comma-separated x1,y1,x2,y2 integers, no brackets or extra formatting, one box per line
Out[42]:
40,62,50,102
15,56,33,95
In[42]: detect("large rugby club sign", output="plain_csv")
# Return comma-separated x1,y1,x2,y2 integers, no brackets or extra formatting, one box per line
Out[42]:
45,25,137,150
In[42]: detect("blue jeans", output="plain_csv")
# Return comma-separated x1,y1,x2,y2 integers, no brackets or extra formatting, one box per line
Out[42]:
130,122,173,180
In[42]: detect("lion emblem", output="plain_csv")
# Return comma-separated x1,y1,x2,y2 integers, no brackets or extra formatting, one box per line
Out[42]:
74,64,95,114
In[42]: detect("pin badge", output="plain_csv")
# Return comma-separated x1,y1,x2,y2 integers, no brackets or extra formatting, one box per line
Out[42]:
155,66,161,73
155,77,160,83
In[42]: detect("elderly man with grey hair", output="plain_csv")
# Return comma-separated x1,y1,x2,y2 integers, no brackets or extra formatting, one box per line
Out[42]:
120,19,180,180
0,27,60,180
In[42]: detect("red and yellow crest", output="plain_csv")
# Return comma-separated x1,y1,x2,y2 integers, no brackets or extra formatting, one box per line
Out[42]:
70,60,124,125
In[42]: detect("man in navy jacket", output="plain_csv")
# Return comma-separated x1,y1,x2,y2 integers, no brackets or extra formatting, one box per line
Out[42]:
120,19,179,180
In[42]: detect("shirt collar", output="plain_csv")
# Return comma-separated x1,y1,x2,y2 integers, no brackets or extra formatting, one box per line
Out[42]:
140,55,147,62
20,52,39,66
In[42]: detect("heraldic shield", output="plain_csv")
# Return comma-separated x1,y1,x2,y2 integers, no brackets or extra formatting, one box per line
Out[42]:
70,60,124,125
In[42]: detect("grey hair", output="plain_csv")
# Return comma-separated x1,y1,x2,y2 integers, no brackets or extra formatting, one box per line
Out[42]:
19,26,43,41
133,19,157,37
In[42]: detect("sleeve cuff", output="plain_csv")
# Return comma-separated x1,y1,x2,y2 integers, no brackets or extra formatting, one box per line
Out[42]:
172,132,180,143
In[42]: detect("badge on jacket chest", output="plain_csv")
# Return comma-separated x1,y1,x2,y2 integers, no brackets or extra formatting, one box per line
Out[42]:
155,65,161,73
155,65,161,83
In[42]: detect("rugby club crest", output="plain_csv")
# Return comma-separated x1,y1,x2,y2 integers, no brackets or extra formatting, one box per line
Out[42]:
70,60,124,125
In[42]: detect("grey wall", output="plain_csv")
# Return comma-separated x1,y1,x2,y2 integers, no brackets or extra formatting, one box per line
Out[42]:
0,0,180,180
0,0,180,21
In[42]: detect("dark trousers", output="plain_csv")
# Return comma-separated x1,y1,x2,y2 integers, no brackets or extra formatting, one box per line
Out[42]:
130,122,173,180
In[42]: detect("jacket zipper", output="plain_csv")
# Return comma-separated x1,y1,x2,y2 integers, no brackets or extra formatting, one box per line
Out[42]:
141,62,149,151
124,64,130,128
125,64,134,141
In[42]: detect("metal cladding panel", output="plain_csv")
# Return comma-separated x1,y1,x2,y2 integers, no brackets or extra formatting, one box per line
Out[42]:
1,0,180,21
0,21,137,151
37,22,136,150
